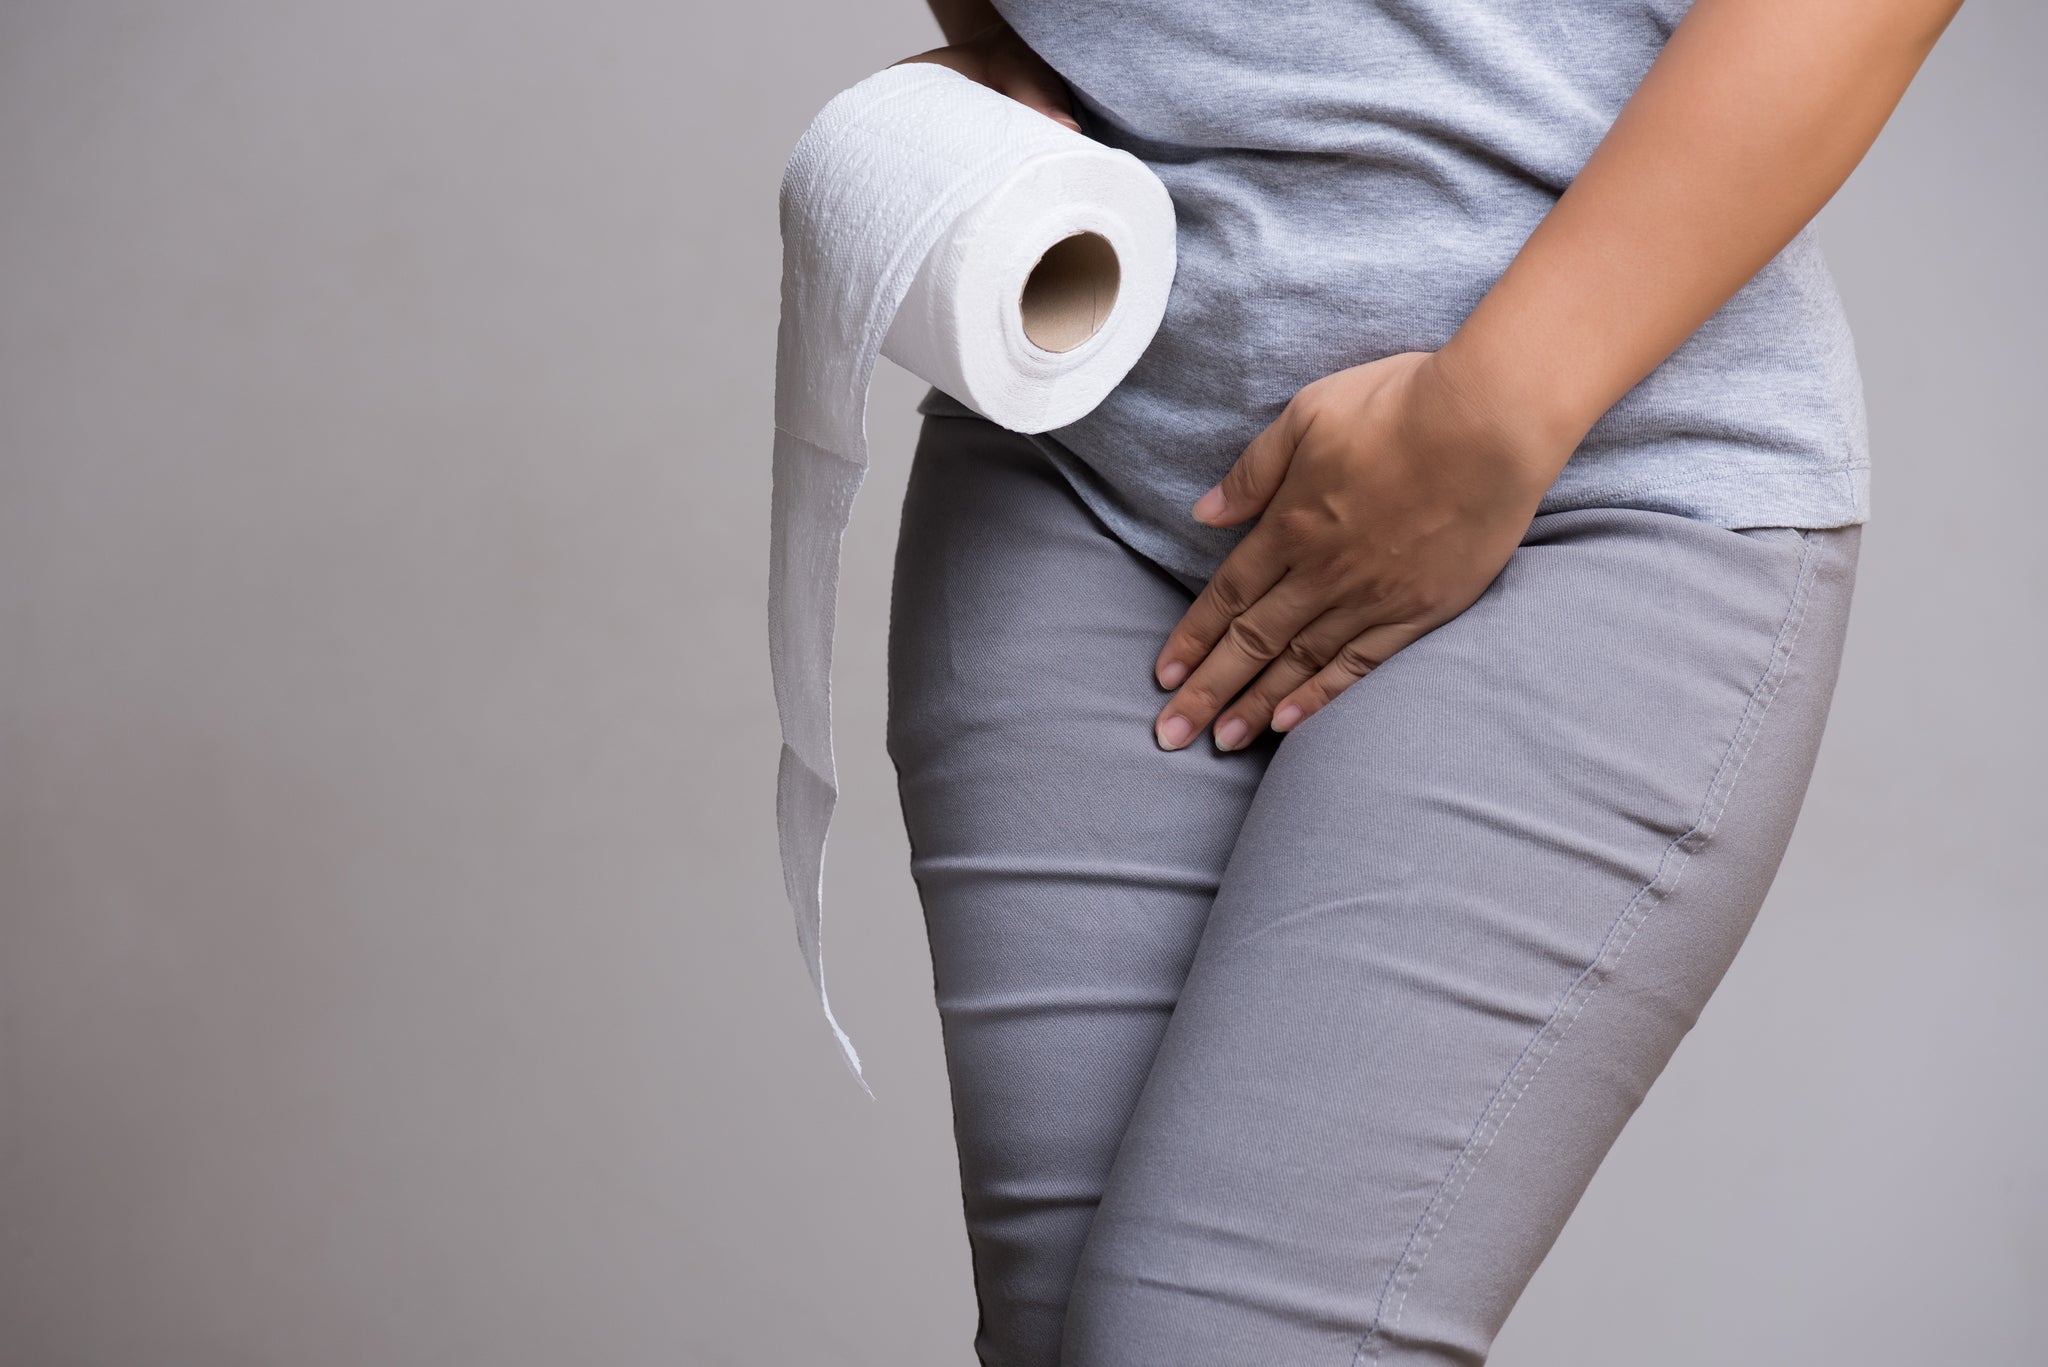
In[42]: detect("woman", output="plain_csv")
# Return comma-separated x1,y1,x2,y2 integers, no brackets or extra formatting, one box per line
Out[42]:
884,1,1964,1363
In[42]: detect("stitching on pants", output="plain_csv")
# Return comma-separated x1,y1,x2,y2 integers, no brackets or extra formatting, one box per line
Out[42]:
1350,529,1824,1366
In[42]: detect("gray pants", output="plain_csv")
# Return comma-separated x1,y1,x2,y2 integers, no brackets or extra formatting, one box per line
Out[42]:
884,410,1860,1367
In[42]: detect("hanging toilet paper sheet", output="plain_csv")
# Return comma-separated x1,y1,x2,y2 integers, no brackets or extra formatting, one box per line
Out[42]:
769,60,1177,1096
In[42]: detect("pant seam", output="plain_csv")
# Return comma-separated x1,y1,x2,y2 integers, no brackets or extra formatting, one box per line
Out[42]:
1350,528,1825,1365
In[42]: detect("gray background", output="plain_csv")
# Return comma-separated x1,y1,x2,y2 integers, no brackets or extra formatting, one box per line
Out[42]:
1,2,2039,1364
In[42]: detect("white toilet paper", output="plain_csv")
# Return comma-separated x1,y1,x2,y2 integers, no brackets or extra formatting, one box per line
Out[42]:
769,60,1177,1096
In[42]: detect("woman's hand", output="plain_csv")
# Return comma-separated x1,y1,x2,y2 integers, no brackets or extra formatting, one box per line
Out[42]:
1145,0,1967,755
893,20,1081,132
1152,351,1572,751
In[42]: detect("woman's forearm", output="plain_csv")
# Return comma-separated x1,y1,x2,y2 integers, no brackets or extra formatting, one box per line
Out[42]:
923,0,1008,46
1435,0,1966,470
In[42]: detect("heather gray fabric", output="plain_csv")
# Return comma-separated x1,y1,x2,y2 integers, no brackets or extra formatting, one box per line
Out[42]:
885,411,1859,1366
915,0,1869,591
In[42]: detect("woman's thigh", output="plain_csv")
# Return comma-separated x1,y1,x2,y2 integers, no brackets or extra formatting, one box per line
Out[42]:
1058,508,1860,1367
886,413,1281,1367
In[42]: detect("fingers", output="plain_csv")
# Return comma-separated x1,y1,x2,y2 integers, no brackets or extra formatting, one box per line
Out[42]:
1153,560,1329,752
1271,621,1427,732
892,38,1083,132
1171,605,1419,751
1199,600,1370,738
1153,529,1291,692
992,69,1081,129
1155,406,1318,691
1019,96,1083,131
1192,400,1307,527
985,28,1085,131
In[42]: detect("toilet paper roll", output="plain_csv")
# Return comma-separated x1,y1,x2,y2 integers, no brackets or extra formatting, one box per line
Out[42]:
769,60,1177,1096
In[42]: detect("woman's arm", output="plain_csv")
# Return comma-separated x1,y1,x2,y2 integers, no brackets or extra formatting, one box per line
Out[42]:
1435,0,1969,464
1152,0,1967,752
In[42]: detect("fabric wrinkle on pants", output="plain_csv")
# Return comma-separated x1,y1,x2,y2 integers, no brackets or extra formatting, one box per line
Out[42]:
884,410,1861,1367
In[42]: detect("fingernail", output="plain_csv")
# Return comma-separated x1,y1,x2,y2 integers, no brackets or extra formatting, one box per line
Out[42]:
1273,703,1302,732
1192,486,1225,523
1157,714,1193,750
1214,717,1249,751
1157,659,1187,688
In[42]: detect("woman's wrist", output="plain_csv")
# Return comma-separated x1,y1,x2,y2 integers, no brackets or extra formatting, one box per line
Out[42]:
1412,342,1583,507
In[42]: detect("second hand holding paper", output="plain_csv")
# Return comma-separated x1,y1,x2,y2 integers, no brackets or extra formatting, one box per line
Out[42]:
768,61,1178,1094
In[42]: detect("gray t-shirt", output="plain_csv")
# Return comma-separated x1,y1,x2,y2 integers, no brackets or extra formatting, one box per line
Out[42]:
918,0,1870,589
